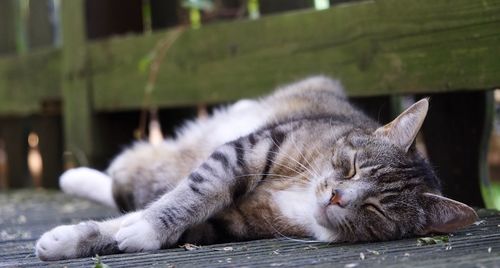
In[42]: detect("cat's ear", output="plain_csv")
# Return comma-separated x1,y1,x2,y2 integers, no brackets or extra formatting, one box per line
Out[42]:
419,192,478,234
374,98,428,152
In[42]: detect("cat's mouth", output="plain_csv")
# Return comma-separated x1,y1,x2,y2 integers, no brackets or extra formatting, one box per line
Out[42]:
315,204,348,231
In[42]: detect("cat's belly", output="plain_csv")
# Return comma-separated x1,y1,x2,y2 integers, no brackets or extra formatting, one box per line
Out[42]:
176,99,274,154
212,100,272,145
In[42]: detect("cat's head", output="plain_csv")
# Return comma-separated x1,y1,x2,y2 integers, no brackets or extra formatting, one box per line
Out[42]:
314,99,477,242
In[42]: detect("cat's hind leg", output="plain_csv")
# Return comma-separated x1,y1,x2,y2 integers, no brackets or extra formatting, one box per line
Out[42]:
107,141,195,212
59,167,117,209
60,142,193,211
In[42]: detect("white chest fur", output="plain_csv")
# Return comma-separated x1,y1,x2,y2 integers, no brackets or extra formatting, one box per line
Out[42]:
272,186,336,241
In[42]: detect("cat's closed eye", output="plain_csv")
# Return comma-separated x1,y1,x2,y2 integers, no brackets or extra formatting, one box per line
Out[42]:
334,150,357,179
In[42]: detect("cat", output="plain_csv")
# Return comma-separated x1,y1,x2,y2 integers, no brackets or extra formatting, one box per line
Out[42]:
35,76,477,261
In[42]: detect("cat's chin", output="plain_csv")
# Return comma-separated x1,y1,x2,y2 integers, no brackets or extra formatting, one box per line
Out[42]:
314,204,346,231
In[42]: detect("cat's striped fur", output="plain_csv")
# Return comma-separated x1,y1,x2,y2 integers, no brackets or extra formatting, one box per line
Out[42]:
36,76,477,261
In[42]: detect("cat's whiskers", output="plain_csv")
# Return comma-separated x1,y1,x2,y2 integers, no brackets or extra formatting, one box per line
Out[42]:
232,173,310,189
335,219,348,237
324,207,356,240
232,145,306,177
262,214,320,244
312,141,328,167
232,173,298,180
266,156,311,179
344,218,356,238
264,111,320,175
268,134,320,179
289,132,321,178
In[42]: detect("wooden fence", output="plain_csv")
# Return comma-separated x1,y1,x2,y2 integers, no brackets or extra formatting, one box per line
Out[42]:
0,0,499,207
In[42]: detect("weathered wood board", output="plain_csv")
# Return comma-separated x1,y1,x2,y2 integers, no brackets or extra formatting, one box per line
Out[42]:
0,49,60,115
89,0,500,111
1,0,500,114
60,0,96,166
0,191,499,267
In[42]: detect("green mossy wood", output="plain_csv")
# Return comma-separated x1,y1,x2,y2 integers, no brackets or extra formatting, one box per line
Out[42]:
0,0,499,113
60,0,96,166
90,0,500,111
0,49,60,115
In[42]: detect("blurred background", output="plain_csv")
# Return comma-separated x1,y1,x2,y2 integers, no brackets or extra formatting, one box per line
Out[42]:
0,0,499,209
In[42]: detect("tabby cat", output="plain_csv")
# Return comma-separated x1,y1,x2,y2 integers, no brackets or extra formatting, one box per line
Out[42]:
36,76,477,261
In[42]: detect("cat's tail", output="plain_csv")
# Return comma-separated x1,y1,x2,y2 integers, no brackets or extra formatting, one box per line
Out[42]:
59,167,117,209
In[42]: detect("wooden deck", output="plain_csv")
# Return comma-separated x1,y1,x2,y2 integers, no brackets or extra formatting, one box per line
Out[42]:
1,190,499,267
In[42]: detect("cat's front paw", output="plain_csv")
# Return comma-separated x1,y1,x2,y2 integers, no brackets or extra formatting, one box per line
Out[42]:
35,222,98,261
115,212,161,252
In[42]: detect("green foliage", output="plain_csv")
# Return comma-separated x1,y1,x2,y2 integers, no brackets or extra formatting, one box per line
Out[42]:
93,255,110,268
482,181,500,209
138,51,155,74
417,236,450,246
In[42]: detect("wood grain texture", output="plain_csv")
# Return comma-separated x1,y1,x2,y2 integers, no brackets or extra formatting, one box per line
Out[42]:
1,190,499,267
27,0,54,50
0,0,499,113
0,0,17,55
88,0,500,111
60,0,95,165
0,49,61,115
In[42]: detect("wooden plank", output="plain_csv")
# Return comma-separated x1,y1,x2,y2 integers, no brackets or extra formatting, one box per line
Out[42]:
1,191,500,267
88,0,500,111
0,0,499,115
0,48,61,115
60,0,95,166
13,0,28,55
27,0,54,49
0,0,58,189
0,0,17,55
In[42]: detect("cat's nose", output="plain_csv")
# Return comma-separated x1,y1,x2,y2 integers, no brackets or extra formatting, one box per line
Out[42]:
330,189,348,208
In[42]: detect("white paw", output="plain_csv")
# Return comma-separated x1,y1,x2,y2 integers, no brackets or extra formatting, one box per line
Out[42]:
35,225,80,261
115,212,161,252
